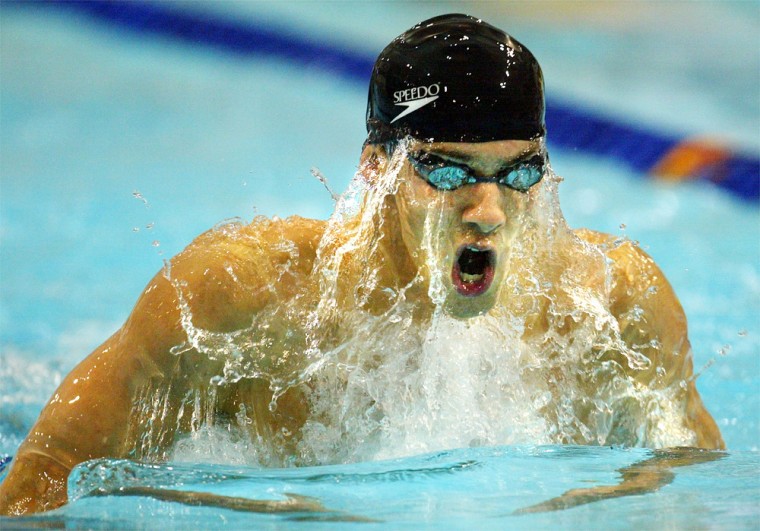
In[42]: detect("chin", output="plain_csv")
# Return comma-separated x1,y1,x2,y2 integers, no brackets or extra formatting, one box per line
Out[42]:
442,290,499,319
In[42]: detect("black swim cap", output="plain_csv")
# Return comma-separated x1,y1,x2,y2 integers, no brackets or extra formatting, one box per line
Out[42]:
366,14,545,144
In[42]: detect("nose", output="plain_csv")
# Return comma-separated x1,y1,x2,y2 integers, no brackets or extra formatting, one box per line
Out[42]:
461,183,507,235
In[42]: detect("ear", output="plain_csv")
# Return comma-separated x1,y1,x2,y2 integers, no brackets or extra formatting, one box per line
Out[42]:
359,143,390,182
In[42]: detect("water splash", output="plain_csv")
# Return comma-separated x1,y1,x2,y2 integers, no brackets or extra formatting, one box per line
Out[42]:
125,139,699,468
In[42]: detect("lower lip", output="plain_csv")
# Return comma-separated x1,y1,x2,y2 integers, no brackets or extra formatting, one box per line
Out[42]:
451,250,495,297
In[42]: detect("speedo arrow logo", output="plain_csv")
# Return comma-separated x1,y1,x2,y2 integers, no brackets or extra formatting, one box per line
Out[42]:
392,96,439,123
391,83,441,123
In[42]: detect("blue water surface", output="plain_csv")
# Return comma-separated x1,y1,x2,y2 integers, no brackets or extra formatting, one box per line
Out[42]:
3,447,755,530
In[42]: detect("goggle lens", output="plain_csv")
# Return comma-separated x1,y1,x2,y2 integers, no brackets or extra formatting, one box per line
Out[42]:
408,152,546,192
426,166,470,190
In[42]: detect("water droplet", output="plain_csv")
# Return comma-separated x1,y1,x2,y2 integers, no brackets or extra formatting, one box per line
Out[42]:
132,190,149,207
310,167,339,202
533,391,552,409
170,343,192,356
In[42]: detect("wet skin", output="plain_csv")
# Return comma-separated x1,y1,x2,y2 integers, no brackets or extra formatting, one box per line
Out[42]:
0,140,724,516
387,139,539,318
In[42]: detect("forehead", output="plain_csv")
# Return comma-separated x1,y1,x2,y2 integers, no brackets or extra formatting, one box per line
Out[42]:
409,139,540,161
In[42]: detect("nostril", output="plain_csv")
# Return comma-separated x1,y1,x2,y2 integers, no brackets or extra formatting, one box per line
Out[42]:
462,205,506,234
473,220,503,234
460,183,507,233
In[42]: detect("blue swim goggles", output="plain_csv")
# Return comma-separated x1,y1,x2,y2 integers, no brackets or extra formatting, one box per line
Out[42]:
407,150,547,192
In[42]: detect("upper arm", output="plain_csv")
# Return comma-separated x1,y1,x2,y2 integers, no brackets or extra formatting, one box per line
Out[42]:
1,217,323,514
604,238,692,385
0,221,291,513
601,236,723,448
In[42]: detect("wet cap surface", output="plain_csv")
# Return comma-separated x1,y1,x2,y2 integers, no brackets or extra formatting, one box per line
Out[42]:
367,14,546,144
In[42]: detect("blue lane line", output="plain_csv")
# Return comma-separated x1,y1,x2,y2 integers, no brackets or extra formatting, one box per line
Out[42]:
7,0,758,202
20,0,371,83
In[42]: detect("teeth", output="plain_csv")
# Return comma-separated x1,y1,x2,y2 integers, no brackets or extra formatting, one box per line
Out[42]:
461,272,484,283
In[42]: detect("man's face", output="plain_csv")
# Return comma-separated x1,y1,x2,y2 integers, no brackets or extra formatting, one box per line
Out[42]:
392,139,541,318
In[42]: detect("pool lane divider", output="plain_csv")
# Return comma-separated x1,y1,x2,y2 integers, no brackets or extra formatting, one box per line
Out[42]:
9,0,759,202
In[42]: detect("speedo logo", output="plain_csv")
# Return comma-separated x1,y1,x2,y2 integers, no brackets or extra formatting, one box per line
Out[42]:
391,83,441,123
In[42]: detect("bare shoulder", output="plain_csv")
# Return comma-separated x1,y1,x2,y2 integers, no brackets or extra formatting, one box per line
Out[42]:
178,215,326,274
157,216,326,331
573,228,678,310
573,228,693,377
226,215,326,288
573,229,723,448
574,227,653,267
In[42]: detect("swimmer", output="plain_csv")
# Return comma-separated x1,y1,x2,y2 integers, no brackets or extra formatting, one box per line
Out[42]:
0,14,723,516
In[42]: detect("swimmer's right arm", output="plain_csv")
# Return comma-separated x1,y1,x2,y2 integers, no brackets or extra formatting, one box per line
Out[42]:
0,222,304,516
0,260,194,515
0,330,156,515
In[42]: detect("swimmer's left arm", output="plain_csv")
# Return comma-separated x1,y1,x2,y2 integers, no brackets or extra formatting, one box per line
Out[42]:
605,238,724,449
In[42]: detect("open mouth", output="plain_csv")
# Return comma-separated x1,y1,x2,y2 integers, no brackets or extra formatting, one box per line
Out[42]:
451,244,496,297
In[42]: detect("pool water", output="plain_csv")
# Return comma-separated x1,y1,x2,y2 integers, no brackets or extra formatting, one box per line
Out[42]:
1,1,758,528
7,447,757,530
